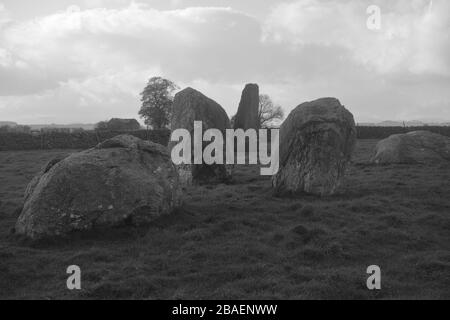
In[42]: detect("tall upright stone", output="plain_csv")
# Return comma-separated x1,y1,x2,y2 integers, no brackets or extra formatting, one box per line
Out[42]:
169,87,231,185
234,84,260,130
272,98,356,196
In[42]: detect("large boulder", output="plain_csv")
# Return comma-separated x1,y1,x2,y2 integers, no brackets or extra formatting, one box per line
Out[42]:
272,98,356,196
16,135,182,240
170,87,231,184
371,131,450,164
233,84,259,130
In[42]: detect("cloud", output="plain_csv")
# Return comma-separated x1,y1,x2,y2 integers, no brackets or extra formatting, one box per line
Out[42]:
0,0,449,124
263,0,450,76
0,3,265,93
0,66,165,122
0,3,269,122
0,2,10,25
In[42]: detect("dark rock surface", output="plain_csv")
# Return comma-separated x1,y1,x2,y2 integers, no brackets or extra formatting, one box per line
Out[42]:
169,87,231,184
371,130,450,164
272,98,356,196
16,135,182,239
233,84,259,130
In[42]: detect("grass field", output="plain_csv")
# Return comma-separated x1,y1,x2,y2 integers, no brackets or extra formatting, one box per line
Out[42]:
0,140,449,299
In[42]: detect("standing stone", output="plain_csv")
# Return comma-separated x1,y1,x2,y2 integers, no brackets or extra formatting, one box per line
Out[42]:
16,135,183,240
371,131,450,164
234,84,260,130
272,98,356,196
169,87,231,185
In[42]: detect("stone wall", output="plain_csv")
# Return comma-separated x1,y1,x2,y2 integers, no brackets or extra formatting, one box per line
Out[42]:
0,129,170,151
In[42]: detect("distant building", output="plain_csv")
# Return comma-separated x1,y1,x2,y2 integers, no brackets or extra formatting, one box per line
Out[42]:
97,118,141,131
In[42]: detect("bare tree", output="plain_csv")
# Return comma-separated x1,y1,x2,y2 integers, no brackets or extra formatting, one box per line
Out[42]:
258,94,284,128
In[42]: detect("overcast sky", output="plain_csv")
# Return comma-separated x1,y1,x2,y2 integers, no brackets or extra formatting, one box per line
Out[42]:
0,0,449,124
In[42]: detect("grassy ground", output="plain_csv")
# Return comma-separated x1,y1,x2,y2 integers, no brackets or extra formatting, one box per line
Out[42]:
0,140,449,300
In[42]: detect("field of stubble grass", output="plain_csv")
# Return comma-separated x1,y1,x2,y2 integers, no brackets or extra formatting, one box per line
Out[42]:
0,139,449,300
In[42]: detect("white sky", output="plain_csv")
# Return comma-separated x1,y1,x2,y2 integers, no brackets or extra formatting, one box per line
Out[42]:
0,0,449,124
